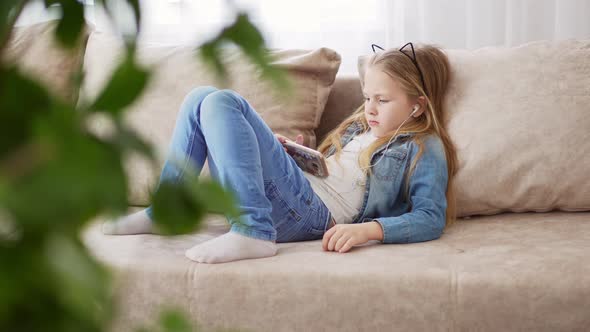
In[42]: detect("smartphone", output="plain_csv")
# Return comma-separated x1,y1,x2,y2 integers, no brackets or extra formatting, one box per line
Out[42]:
284,140,329,178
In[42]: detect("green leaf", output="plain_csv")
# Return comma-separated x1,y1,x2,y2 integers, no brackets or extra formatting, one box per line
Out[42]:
44,233,113,329
1,3,285,332
149,165,205,234
149,160,242,235
222,13,265,50
125,0,141,36
221,12,292,95
150,180,207,236
197,39,229,87
0,0,24,50
188,179,241,219
197,12,293,99
89,49,150,116
45,0,85,48
112,120,155,161
0,66,52,161
159,309,192,332
2,102,128,228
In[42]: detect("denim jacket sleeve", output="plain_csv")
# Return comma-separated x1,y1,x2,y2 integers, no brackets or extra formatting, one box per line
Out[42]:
370,136,449,244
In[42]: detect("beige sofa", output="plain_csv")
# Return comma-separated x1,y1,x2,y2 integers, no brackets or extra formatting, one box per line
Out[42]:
10,21,590,332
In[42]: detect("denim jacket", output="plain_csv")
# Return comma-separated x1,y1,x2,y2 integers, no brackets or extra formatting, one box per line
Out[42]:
324,121,449,244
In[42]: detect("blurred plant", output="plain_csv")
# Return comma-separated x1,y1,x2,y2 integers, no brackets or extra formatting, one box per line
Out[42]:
0,0,292,331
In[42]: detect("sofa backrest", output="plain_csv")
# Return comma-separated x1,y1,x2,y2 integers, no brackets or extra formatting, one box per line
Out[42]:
8,20,590,219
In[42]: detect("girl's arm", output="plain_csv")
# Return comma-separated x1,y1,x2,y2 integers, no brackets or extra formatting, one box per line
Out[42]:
368,137,449,244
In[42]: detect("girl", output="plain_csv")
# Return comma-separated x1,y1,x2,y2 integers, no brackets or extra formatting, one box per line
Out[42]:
102,42,458,264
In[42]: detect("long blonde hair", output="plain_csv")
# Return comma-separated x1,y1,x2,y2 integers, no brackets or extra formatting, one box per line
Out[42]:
316,43,459,228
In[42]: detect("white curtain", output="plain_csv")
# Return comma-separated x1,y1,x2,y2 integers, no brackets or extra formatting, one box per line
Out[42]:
16,0,590,75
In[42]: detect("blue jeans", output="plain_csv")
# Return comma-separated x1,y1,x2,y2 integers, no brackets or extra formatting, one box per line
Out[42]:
144,86,333,243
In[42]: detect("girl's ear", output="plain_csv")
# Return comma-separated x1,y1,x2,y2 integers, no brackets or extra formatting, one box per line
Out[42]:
413,96,427,117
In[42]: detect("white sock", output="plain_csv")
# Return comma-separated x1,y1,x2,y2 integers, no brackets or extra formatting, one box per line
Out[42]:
185,231,277,264
102,209,153,235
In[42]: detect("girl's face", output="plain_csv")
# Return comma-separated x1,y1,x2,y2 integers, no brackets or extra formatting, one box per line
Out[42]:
363,66,422,137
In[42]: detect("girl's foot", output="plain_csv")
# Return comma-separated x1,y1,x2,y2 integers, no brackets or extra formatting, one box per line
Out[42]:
102,209,153,235
185,231,277,264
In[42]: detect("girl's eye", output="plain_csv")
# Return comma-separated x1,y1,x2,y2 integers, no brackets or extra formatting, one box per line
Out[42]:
364,98,388,103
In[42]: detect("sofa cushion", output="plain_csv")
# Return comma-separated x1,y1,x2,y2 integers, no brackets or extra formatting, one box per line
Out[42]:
3,20,90,103
358,40,590,217
81,31,341,206
83,210,590,331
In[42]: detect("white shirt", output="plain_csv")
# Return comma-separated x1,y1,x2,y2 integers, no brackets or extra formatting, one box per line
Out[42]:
303,129,379,224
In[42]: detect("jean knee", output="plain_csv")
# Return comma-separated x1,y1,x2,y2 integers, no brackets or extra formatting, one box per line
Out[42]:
200,89,242,124
180,85,219,116
185,85,219,103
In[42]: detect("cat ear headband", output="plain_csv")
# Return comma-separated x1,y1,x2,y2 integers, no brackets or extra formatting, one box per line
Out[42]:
371,42,429,98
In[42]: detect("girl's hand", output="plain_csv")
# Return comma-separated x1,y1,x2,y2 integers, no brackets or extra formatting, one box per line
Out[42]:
322,224,371,253
275,133,304,154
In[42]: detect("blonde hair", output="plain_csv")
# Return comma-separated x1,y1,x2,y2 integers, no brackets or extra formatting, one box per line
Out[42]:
316,43,459,229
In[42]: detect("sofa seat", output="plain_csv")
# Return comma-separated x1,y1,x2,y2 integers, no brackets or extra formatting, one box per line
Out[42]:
82,209,590,332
